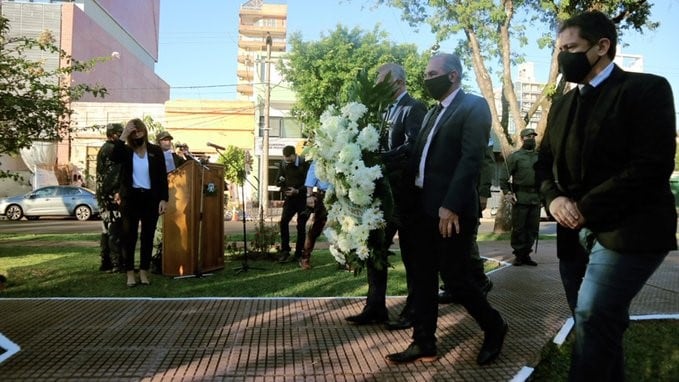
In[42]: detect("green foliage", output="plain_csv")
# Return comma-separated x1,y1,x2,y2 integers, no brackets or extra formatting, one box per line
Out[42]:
216,145,246,184
279,24,430,133
0,16,107,176
249,221,280,259
143,115,165,142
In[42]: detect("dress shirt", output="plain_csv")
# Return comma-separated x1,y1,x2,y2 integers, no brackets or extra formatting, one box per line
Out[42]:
415,88,461,188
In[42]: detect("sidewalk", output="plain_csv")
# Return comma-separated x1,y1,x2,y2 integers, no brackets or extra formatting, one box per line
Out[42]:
0,241,677,381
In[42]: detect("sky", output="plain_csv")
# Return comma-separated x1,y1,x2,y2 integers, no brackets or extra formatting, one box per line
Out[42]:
155,0,679,111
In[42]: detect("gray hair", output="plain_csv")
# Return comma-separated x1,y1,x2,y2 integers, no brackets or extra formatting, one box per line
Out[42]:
378,62,406,82
436,53,463,80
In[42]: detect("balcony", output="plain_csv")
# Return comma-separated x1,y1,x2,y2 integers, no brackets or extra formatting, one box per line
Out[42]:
237,84,253,96
239,23,286,39
239,6,287,19
237,69,253,81
238,39,286,52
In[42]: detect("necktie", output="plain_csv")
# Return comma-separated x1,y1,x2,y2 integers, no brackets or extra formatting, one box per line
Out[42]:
422,104,443,139
414,103,443,157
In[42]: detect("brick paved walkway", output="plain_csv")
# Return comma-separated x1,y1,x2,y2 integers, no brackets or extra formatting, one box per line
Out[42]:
1,242,677,381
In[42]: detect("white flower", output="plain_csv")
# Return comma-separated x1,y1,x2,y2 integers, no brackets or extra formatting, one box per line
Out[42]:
341,102,368,122
356,124,380,151
361,207,384,230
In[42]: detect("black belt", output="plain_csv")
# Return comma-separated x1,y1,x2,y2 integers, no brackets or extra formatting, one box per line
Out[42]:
132,187,151,193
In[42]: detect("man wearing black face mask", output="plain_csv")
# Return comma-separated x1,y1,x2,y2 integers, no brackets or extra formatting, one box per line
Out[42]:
386,53,507,366
500,128,540,266
535,11,676,381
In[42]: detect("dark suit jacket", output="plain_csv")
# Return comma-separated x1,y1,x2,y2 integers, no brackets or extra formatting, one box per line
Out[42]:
110,140,169,205
408,90,492,220
383,92,427,166
535,65,677,254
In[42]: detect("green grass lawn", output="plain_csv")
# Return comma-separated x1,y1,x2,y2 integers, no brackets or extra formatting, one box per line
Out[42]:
1,232,676,380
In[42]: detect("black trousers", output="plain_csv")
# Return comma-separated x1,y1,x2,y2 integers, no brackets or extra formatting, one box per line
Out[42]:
279,195,309,255
121,189,160,271
411,211,503,346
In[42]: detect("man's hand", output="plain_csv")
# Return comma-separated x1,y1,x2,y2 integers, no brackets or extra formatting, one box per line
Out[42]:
504,192,517,205
549,196,585,229
438,207,460,238
158,200,167,215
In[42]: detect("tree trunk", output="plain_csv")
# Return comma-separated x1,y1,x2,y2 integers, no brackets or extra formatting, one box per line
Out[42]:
493,197,512,233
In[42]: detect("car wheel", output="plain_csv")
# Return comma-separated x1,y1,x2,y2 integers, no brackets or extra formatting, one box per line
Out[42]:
74,205,92,221
6,204,23,220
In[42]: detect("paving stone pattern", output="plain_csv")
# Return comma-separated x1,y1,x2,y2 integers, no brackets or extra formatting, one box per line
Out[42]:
1,243,677,381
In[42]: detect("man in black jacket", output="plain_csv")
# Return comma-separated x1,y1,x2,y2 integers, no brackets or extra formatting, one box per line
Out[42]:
276,145,310,263
345,63,426,331
535,11,676,381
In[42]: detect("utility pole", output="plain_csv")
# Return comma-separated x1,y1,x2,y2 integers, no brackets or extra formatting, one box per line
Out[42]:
261,32,272,218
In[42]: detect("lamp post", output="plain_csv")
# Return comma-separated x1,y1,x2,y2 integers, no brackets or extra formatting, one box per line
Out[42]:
261,32,272,218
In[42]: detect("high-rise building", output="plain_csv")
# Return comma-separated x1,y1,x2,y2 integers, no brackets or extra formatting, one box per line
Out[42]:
236,0,286,99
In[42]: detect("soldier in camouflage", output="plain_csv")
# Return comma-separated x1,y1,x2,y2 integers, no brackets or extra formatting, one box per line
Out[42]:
96,123,124,272
500,128,541,266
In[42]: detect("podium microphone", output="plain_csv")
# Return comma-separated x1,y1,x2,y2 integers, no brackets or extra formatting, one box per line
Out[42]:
207,142,225,151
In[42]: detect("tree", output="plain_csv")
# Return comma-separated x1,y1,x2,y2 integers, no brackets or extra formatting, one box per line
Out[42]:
0,15,107,177
279,25,431,132
375,0,656,231
216,145,247,186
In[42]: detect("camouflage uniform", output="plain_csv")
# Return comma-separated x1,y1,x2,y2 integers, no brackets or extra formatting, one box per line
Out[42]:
500,129,540,265
96,124,123,272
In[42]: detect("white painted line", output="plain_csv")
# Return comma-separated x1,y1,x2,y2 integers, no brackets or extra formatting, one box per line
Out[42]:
553,317,574,345
0,333,20,364
510,366,535,382
630,314,679,321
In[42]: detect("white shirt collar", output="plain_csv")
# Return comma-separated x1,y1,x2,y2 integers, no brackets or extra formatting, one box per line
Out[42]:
441,87,461,108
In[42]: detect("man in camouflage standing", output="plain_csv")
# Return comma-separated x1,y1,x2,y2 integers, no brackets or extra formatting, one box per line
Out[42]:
96,123,124,272
500,128,541,266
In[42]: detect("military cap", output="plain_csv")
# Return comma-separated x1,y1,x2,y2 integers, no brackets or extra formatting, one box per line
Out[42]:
156,131,174,142
520,128,537,138
105,123,123,137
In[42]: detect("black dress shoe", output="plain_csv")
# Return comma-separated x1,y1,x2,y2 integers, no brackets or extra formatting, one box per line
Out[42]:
384,317,412,331
345,307,388,325
477,319,508,365
386,342,437,364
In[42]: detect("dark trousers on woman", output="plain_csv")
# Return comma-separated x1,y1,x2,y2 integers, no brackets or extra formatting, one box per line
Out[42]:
411,211,503,347
121,188,159,271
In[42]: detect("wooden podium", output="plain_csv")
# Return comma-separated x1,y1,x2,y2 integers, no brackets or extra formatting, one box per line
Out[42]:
163,161,225,276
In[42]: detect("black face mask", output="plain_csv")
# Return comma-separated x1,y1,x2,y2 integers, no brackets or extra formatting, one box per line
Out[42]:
522,139,536,150
424,73,452,100
557,45,601,84
132,137,145,147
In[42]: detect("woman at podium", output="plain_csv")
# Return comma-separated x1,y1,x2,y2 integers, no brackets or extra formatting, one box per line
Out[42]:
110,118,169,287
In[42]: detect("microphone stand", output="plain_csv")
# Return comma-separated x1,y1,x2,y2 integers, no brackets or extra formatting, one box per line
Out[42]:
174,153,213,279
210,147,261,274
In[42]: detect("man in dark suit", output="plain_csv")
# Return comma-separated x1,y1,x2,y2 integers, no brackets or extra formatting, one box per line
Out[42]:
535,11,676,381
345,63,426,330
386,53,507,365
